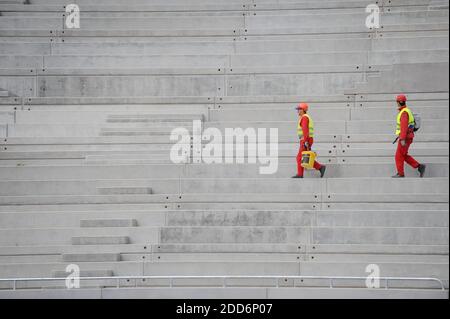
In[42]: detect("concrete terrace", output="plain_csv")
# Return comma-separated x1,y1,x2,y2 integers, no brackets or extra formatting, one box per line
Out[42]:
0,0,448,298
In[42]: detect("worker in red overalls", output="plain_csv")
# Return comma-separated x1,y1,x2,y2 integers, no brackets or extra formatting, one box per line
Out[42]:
392,94,426,178
292,103,326,178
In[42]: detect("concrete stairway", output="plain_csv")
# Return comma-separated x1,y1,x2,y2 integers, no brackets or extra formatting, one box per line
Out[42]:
0,0,448,299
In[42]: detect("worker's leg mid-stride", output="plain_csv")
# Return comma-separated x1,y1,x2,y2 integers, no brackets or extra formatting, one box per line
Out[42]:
292,103,326,179
392,94,426,178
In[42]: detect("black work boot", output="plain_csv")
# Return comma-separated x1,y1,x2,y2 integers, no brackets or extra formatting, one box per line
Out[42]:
319,165,326,178
292,175,303,178
392,173,405,178
418,164,426,178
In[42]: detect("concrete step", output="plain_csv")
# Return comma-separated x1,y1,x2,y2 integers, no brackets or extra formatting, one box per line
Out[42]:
80,219,138,228
305,253,449,263
0,179,158,196
71,236,131,245
62,253,121,262
97,187,153,195
0,210,447,228
0,141,447,153
0,0,439,12
2,36,446,56
152,243,450,255
18,73,363,99
0,243,144,255
8,106,449,126
0,159,86,166
1,163,446,180
13,111,204,125
0,224,447,246
0,286,446,299
0,243,448,256
0,254,61,264
0,178,447,196
151,252,448,263
52,269,113,278
165,210,449,227
1,10,447,29
6,93,444,112
2,49,444,69
14,92,447,109
2,153,445,167
0,193,447,208
1,0,436,6
0,21,446,41
211,106,449,121
5,117,448,137
3,6,436,19
160,226,449,245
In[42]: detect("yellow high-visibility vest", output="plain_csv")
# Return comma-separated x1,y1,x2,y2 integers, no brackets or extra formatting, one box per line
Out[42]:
297,114,314,139
396,107,415,136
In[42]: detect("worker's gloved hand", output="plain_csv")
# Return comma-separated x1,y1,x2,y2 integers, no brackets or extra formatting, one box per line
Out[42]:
400,139,406,147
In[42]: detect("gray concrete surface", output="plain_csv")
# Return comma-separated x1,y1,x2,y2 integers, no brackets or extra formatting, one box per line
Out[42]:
0,0,448,299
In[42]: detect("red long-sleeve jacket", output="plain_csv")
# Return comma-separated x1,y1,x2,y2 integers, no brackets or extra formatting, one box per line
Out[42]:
399,106,415,141
300,115,312,143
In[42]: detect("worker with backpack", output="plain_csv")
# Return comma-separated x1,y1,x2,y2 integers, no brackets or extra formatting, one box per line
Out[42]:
392,94,426,178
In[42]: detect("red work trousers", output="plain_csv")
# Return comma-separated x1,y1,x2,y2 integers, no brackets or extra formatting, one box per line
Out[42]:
296,138,322,177
395,138,420,176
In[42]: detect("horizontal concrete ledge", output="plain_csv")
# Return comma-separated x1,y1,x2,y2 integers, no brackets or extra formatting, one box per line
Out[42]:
0,243,448,256
0,193,318,205
0,286,447,299
2,134,448,145
159,226,449,244
164,210,449,227
0,29,237,37
0,65,377,76
0,22,447,37
238,23,449,36
62,253,121,262
52,270,113,278
0,1,434,13
15,92,448,105
0,177,446,192
0,162,447,180
0,244,147,255
80,219,138,228
1,209,447,228
0,193,447,206
0,225,448,246
71,236,130,245
0,97,20,105
13,51,443,66
97,187,153,195
152,243,450,255
1,36,447,56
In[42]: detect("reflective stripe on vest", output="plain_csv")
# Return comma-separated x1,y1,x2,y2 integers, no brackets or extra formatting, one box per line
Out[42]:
297,114,314,139
396,107,415,136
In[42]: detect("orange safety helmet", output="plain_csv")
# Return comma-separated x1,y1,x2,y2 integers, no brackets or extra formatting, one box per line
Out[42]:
396,94,407,103
296,102,309,112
